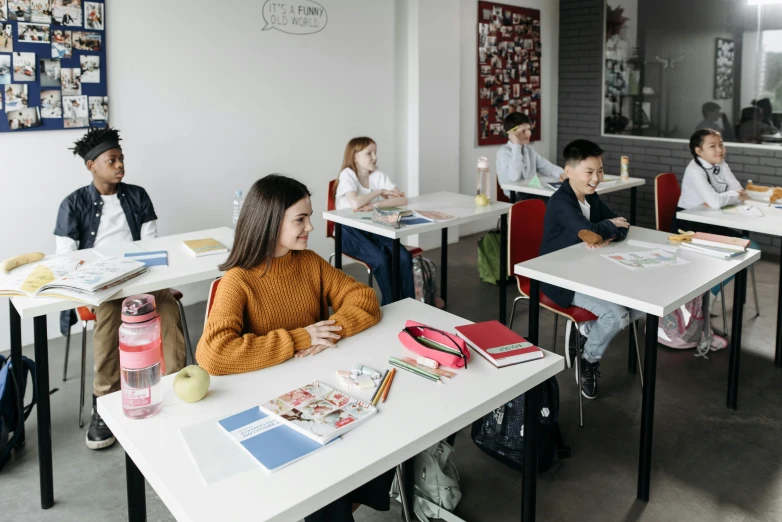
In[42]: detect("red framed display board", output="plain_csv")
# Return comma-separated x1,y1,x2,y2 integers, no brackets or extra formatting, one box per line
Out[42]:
477,2,541,146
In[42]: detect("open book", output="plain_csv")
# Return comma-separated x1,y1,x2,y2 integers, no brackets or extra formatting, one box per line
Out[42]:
0,256,147,306
259,381,376,445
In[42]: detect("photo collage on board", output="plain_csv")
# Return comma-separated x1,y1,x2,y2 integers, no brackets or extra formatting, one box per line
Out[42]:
477,1,542,146
0,0,107,132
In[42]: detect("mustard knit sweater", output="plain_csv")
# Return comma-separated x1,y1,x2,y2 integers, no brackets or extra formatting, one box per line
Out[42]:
196,250,381,376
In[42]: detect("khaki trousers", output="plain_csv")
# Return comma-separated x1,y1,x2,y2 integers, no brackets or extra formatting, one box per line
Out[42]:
91,289,186,396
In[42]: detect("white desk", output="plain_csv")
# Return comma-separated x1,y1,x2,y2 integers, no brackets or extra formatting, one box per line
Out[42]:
514,227,760,502
323,192,513,321
500,175,646,225
98,299,564,522
7,227,233,510
677,202,782,367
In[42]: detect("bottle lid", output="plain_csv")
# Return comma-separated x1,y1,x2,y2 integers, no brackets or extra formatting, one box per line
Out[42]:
621,156,629,164
235,190,243,197
121,294,157,324
477,156,490,169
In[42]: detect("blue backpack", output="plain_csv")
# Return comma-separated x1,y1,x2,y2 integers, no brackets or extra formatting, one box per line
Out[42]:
0,354,36,471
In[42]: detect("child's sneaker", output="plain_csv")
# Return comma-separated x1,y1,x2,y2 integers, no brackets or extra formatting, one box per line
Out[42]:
710,334,728,351
580,358,600,399
86,394,116,450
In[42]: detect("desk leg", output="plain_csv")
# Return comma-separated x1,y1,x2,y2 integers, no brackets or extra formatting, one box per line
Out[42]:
392,239,401,302
126,452,147,522
441,228,448,307
499,214,508,324
776,243,782,367
33,316,54,509
630,187,637,226
334,224,342,270
528,279,539,346
728,268,747,410
628,322,637,375
521,383,542,522
637,314,659,502
510,191,517,204
9,302,24,446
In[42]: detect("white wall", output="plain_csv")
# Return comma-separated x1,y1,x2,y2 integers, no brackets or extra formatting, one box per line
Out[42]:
0,0,398,344
458,0,560,236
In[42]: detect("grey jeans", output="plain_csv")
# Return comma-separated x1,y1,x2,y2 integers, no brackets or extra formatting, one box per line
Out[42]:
571,292,645,363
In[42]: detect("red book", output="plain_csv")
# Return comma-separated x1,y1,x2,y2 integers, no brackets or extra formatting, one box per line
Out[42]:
691,233,749,252
454,321,543,368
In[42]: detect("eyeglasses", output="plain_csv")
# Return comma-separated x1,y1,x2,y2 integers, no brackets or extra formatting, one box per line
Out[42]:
403,325,468,369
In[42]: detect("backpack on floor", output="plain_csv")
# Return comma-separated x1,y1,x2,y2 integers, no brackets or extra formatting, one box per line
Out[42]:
471,376,570,473
0,354,37,472
390,441,465,522
413,256,439,306
658,293,707,349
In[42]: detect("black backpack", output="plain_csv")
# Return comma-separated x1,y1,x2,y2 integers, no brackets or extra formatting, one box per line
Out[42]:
471,376,570,473
0,354,37,472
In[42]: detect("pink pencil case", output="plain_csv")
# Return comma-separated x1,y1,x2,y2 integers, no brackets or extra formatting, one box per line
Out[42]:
398,320,470,369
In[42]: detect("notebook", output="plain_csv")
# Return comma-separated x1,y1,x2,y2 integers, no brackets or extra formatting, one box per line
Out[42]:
454,321,543,367
679,242,743,259
691,233,750,253
181,238,228,257
399,210,456,226
218,406,332,473
0,256,147,306
259,381,377,445
547,181,563,191
124,250,168,267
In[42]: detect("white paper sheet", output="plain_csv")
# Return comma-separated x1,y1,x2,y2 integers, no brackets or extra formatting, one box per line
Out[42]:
601,249,690,271
179,417,256,485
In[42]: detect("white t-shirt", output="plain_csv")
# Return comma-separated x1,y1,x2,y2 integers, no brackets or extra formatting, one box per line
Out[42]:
335,168,397,210
578,199,591,220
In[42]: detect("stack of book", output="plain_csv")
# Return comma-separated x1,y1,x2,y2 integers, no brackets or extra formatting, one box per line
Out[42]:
679,232,750,259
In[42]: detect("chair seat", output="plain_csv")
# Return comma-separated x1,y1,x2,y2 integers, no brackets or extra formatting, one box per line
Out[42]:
76,306,96,322
170,289,184,301
407,247,423,258
519,279,598,324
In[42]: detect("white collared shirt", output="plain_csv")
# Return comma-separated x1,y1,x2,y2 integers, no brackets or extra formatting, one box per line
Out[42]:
677,158,742,210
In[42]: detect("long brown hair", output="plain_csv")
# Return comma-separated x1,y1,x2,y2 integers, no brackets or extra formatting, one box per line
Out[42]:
333,136,376,196
219,174,311,273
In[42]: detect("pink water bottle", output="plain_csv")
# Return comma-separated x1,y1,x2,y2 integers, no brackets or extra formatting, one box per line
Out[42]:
119,294,166,419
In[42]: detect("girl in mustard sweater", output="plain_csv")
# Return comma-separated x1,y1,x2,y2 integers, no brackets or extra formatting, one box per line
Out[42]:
197,174,391,522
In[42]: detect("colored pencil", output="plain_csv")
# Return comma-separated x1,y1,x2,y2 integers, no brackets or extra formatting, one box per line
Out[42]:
381,369,396,402
371,371,391,406
370,370,389,404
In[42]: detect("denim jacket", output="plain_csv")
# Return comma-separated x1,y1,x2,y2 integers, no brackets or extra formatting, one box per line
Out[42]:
55,183,157,334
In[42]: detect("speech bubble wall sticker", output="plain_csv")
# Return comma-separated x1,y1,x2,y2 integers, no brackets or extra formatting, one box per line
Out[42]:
262,0,328,35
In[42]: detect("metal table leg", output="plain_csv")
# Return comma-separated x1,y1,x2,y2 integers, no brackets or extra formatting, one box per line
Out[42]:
334,224,342,270
126,452,147,522
33,315,54,509
637,314,659,502
500,214,508,323
728,268,747,409
392,239,401,302
441,228,448,307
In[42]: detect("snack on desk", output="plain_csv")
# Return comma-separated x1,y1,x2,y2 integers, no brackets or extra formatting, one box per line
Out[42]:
770,188,782,203
746,181,771,192
668,233,692,242
578,230,604,246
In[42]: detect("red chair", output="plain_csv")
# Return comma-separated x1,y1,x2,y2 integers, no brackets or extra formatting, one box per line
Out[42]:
63,291,192,427
326,180,422,288
654,173,680,233
506,199,635,426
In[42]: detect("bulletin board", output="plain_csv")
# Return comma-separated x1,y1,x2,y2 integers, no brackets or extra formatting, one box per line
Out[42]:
477,1,541,146
0,0,108,133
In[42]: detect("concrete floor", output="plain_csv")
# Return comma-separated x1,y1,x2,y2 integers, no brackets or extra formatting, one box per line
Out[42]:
2,232,782,521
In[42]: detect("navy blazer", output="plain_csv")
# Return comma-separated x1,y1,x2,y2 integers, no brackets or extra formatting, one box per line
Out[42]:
539,179,628,308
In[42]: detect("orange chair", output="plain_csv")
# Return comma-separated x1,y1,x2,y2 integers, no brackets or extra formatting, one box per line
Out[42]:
326,179,422,288
505,200,642,426
654,173,680,233
63,291,193,427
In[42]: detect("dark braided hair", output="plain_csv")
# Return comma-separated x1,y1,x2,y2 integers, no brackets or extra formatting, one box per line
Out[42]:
689,129,727,192
71,127,122,159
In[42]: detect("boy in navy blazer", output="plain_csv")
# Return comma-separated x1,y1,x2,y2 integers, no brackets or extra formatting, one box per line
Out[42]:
540,139,642,399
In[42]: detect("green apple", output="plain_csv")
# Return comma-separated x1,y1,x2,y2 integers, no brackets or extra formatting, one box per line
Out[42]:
174,365,210,403
475,194,490,206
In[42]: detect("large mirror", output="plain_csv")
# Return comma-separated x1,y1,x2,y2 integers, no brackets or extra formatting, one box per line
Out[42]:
603,0,782,146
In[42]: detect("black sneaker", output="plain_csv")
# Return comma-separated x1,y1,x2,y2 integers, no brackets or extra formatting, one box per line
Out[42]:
86,394,116,450
580,359,600,400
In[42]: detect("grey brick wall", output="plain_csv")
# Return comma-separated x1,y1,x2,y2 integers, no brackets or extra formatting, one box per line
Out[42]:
557,0,782,254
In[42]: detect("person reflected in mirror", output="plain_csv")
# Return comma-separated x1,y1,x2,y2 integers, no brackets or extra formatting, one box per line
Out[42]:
752,98,776,127
737,107,777,143
695,102,735,142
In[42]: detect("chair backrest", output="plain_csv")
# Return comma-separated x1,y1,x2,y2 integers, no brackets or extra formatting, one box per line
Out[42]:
327,179,338,239
654,173,680,232
508,199,547,282
204,277,222,327
496,177,510,204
